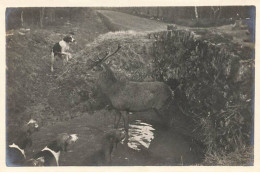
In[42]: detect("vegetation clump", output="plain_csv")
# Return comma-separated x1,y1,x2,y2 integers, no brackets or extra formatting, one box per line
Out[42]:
151,29,254,165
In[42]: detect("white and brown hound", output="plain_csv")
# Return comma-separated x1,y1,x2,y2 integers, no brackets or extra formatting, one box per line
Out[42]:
26,133,78,166
7,119,39,166
50,35,75,72
83,129,126,166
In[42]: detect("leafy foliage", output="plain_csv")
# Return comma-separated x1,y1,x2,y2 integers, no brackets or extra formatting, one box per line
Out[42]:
151,29,254,164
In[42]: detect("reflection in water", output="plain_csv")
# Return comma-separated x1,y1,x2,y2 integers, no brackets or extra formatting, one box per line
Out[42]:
127,120,155,151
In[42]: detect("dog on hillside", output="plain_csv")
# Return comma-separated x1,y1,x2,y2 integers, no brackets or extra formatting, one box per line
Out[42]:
26,133,78,166
7,119,39,166
50,35,76,72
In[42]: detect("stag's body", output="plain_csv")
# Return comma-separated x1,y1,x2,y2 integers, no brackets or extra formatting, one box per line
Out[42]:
88,45,173,132
100,79,171,112
97,63,173,131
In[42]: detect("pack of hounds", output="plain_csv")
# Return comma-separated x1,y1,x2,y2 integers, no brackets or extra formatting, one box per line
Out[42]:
7,118,126,166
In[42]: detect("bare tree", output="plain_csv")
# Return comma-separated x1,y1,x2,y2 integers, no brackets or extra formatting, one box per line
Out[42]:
21,10,24,27
194,6,199,21
39,7,45,28
217,7,222,20
48,8,55,23
211,6,222,20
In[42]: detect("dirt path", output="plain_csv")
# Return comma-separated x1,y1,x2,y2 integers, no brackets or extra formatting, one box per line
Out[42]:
98,10,253,49
97,10,168,32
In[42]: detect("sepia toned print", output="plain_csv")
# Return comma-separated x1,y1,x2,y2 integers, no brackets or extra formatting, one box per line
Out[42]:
6,6,255,166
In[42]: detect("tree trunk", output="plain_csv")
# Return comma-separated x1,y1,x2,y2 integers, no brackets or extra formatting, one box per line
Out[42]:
48,8,55,23
217,7,222,20
21,11,24,27
39,7,45,28
157,7,159,19
194,6,199,21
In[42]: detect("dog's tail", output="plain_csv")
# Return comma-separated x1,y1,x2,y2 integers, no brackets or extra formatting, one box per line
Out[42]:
50,49,54,72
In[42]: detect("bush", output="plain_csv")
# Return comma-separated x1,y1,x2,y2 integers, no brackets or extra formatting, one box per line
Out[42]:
151,29,254,165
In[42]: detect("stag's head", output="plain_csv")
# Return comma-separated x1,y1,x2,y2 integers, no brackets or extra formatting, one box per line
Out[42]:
86,44,121,71
86,44,121,89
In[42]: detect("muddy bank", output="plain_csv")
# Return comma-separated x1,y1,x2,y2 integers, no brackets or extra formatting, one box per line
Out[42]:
24,110,203,166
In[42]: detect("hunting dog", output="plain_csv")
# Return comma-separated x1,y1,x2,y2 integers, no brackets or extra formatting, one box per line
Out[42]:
83,129,126,166
50,35,76,72
7,119,39,166
26,133,78,166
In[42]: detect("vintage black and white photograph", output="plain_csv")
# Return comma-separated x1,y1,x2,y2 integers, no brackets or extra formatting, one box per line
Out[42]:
5,5,255,167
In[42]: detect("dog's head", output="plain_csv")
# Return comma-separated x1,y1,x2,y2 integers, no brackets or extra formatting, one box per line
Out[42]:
105,129,126,144
10,119,39,149
26,157,45,166
56,133,79,151
63,35,76,43
23,119,39,136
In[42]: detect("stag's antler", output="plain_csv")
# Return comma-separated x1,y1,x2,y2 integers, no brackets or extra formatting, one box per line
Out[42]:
88,44,121,70
99,44,121,64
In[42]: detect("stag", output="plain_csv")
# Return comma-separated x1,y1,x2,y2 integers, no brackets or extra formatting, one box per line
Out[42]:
88,44,173,132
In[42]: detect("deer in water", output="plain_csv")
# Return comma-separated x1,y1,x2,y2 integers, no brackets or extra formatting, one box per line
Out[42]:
87,44,174,133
